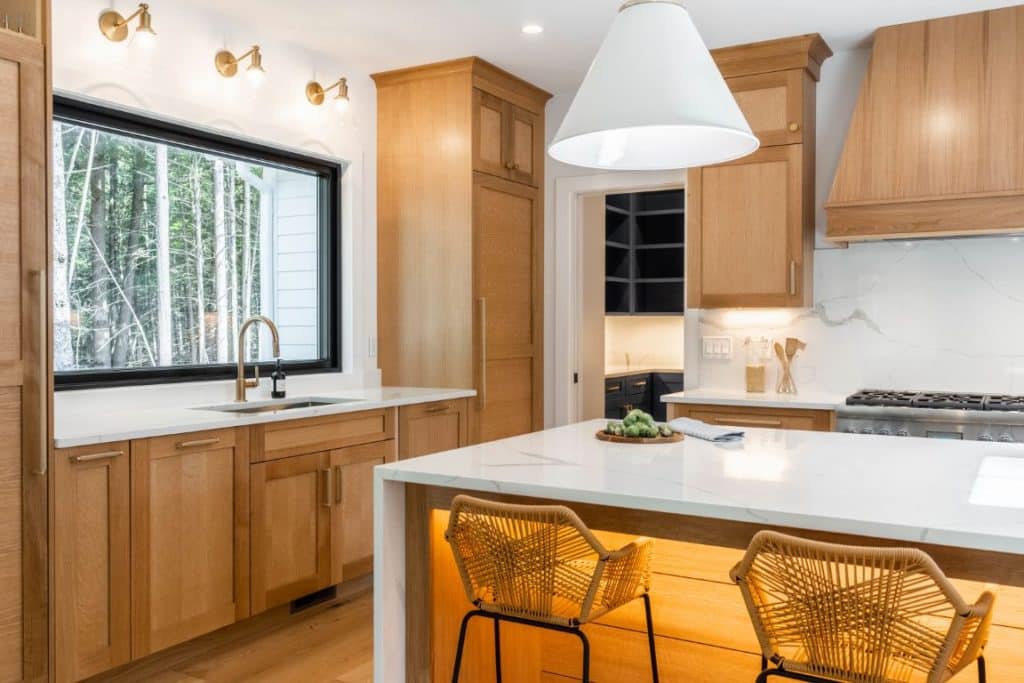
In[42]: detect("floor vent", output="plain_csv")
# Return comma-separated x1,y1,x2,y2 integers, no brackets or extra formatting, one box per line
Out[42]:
291,585,338,614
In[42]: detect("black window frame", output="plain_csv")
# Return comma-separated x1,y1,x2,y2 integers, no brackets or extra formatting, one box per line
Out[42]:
53,95,342,390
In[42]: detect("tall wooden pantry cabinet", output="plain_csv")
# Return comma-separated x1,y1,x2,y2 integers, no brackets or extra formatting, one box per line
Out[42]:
373,58,550,443
0,0,51,680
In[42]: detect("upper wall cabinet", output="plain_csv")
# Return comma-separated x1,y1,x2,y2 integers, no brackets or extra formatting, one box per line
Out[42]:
374,58,550,444
827,7,1024,240
474,89,541,186
688,34,831,309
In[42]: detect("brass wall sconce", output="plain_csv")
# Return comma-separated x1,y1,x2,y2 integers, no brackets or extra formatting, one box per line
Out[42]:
215,45,265,82
306,77,349,112
98,3,156,43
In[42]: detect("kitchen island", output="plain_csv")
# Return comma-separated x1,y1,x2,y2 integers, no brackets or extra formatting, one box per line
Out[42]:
375,419,1024,681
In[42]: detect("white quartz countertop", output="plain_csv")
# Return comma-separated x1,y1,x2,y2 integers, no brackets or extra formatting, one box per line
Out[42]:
55,384,475,448
662,388,845,411
377,419,1024,555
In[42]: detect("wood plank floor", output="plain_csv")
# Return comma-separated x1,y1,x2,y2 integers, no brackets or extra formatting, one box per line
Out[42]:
102,593,374,683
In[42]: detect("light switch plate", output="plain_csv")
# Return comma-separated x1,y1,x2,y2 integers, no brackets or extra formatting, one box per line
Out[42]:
702,336,733,360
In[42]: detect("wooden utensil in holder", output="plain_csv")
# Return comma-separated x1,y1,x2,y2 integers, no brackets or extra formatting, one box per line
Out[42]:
775,337,806,394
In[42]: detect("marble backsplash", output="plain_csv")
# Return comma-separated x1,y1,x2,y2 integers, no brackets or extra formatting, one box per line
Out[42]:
688,235,1024,396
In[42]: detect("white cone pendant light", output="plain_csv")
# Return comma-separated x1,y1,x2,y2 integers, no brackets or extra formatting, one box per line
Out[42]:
549,0,759,170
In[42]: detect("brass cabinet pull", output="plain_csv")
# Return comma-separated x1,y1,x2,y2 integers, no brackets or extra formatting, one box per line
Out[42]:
789,260,797,296
788,122,800,133
424,404,449,414
71,449,124,463
606,383,622,393
176,437,221,449
334,465,343,504
321,468,334,507
713,417,784,428
478,298,487,407
30,270,47,475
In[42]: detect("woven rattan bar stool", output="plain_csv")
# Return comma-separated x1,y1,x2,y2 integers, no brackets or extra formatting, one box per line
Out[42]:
731,530,995,683
444,494,659,682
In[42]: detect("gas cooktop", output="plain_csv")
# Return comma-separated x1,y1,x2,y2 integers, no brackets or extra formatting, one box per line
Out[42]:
846,390,1024,412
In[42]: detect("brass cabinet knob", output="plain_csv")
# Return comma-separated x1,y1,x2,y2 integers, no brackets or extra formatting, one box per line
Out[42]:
504,161,515,170
788,122,801,133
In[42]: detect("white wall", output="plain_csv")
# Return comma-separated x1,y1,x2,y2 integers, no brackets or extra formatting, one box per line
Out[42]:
53,0,380,386
546,44,1024,403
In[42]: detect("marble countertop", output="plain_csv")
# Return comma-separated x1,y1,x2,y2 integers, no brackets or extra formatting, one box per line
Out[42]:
377,419,1024,554
604,367,684,379
661,388,845,411
55,383,475,448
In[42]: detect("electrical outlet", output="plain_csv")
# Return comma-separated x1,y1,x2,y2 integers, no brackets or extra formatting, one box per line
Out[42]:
368,336,377,358
702,336,733,360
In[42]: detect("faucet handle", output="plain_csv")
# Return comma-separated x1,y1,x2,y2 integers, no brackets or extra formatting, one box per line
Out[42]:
244,365,260,389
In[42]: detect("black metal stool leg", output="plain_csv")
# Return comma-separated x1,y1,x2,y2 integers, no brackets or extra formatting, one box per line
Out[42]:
575,628,591,683
978,655,987,683
451,610,477,683
641,593,660,682
761,655,768,671
493,615,502,683
756,670,773,683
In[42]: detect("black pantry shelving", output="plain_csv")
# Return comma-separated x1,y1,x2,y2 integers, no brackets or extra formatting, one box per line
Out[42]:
604,189,685,315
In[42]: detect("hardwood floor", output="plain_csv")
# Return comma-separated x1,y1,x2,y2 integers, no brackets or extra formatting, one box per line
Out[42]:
95,592,373,683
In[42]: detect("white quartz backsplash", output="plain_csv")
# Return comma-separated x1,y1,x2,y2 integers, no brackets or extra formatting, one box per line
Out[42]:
688,235,1024,395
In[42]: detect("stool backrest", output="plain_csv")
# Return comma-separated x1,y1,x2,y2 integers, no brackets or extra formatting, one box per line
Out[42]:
732,530,977,683
445,495,608,623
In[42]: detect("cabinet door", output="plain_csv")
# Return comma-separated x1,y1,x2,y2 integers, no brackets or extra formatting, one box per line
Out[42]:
506,104,540,186
473,174,543,442
0,32,47,683
398,399,469,459
688,144,809,308
250,452,331,613
131,428,249,656
727,70,807,147
53,444,131,682
473,89,508,179
329,439,396,584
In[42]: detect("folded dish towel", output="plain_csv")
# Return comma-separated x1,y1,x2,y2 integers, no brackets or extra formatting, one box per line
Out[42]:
668,417,745,443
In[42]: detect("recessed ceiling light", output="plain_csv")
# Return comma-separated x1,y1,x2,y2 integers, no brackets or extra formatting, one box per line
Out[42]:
521,24,544,35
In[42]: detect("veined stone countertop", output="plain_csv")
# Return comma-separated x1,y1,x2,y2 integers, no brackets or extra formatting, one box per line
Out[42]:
661,388,845,411
376,419,1024,555
55,379,475,448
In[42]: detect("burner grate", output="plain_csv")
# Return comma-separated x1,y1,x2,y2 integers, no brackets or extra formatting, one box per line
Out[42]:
985,395,1024,413
845,390,918,407
911,392,987,410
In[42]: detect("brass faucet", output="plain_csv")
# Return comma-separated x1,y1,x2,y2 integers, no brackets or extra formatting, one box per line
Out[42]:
236,315,281,402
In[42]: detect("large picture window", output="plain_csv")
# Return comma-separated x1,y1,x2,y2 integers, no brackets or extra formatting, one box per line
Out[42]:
53,97,340,387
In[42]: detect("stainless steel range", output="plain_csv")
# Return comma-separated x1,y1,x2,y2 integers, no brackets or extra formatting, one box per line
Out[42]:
836,390,1024,442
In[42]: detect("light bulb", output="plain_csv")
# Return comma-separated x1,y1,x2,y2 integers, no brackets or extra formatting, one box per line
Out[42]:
133,27,156,49
334,94,349,113
247,64,265,86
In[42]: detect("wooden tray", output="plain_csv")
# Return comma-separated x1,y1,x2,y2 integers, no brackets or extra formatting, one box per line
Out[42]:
595,430,684,445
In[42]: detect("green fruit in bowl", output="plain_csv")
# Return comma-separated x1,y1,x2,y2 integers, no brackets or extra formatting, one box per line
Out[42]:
659,424,673,437
624,424,641,438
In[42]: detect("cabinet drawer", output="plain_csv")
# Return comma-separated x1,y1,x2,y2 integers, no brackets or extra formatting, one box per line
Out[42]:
252,408,396,462
626,373,651,397
605,378,626,402
145,427,238,459
669,403,834,432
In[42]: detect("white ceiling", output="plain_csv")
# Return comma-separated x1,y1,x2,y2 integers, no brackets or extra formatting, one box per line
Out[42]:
180,0,1019,93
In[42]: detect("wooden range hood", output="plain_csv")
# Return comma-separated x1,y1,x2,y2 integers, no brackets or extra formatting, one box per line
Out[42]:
826,6,1024,241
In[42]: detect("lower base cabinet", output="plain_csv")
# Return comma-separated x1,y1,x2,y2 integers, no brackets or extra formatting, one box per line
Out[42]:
53,442,132,683
250,451,333,613
398,399,469,459
53,402,460,680
131,428,251,657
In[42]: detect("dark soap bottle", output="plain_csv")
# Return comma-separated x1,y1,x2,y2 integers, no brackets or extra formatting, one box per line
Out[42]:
271,358,286,399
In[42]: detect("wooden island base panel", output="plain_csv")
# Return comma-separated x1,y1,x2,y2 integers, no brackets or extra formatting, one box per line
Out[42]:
418,490,1024,683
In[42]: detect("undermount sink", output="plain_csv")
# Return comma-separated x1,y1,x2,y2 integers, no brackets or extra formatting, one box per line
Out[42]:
194,397,363,415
